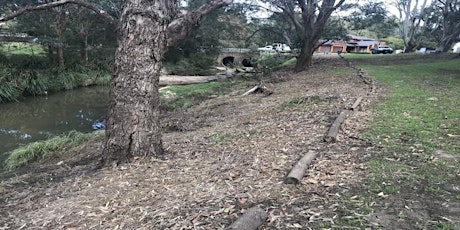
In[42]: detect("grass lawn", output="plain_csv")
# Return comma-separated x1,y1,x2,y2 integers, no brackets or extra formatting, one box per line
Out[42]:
0,42,46,57
351,53,460,229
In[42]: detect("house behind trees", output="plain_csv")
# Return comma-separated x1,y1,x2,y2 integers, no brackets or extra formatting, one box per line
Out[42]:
316,34,388,54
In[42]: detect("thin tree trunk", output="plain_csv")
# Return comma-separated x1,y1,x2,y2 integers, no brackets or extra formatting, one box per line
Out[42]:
102,0,175,165
77,6,89,62
47,44,54,64
55,10,66,67
57,45,65,67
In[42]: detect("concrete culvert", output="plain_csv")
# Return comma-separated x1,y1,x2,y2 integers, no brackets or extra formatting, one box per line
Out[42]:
222,56,235,67
242,58,253,67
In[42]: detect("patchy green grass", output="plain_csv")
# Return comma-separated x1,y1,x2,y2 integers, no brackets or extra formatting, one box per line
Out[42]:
0,42,46,57
160,81,237,110
330,65,355,77
363,57,460,155
281,94,339,108
352,54,460,228
6,131,103,170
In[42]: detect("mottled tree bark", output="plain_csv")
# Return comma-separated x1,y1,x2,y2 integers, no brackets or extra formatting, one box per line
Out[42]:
102,0,176,165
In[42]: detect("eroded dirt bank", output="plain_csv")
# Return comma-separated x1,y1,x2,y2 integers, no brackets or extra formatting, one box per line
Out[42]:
0,56,407,229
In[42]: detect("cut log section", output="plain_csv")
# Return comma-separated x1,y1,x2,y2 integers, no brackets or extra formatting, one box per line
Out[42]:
226,206,267,230
242,86,260,96
242,85,273,96
324,110,349,143
284,151,318,184
350,96,363,110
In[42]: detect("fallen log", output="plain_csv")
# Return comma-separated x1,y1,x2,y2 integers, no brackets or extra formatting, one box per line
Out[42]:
350,96,363,110
159,75,218,86
242,85,273,96
324,110,349,143
226,206,267,230
242,86,260,96
284,151,318,184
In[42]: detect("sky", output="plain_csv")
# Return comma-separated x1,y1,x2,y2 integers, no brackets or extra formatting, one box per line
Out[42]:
236,0,433,19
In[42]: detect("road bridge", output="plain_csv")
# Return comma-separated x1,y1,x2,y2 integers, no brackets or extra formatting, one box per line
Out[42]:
217,48,258,67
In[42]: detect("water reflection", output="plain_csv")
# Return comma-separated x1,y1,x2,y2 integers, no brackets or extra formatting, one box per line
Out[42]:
0,86,109,156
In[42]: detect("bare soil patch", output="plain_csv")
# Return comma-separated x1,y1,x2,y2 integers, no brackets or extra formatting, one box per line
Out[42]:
3,56,453,229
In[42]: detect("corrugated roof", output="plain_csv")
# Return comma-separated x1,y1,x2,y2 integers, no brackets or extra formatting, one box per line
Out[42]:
347,34,376,41
355,40,379,47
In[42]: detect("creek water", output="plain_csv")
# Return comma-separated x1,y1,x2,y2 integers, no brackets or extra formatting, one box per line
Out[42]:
0,86,109,161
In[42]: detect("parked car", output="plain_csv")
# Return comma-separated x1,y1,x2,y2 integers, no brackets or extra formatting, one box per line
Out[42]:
371,45,393,54
257,43,291,53
257,45,275,52
416,47,437,53
272,43,291,53
452,42,460,53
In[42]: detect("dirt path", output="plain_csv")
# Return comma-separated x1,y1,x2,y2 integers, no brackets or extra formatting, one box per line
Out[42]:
1,57,382,229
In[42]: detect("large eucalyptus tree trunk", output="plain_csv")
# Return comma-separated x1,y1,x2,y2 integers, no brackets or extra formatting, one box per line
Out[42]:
268,0,344,72
295,37,315,71
102,0,176,165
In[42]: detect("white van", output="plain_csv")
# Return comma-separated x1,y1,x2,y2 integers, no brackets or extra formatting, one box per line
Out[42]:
452,42,460,53
272,43,291,53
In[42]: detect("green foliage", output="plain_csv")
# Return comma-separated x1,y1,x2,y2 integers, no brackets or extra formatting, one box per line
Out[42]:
57,71,79,90
5,131,98,170
94,71,112,86
384,36,405,50
0,80,22,103
434,221,456,230
344,2,398,39
322,16,348,39
281,94,339,108
164,53,216,76
164,0,231,68
0,52,112,102
22,71,48,96
255,54,294,73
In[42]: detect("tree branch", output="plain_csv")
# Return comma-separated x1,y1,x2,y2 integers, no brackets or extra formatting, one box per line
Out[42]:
0,0,115,22
166,0,232,47
335,0,346,9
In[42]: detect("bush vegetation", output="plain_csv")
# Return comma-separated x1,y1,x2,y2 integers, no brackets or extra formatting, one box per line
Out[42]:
5,131,103,170
163,52,217,76
0,42,112,103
